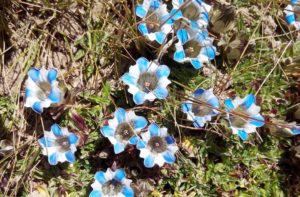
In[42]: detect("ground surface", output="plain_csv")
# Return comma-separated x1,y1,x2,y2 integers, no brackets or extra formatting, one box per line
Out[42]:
0,0,300,196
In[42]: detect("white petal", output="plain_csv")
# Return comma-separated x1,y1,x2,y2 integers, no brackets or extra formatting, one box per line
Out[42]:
57,152,67,163
61,128,69,135
128,85,140,95
44,131,55,138
246,104,261,116
201,2,211,12
70,145,77,153
142,0,151,12
161,24,173,35
154,153,165,167
108,117,119,128
231,127,239,134
25,78,39,92
107,136,117,145
172,0,181,9
198,54,209,63
129,65,140,78
91,181,102,190
125,111,137,122
122,178,132,186
232,97,243,108
284,5,294,15
201,89,215,101
40,99,52,108
244,123,257,133
141,131,150,141
158,77,171,88
146,33,157,42
139,148,151,158
24,96,39,107
117,193,125,197
147,61,159,73
144,92,156,101
105,168,114,180
160,128,168,137
39,67,49,82
168,144,179,154
41,146,57,156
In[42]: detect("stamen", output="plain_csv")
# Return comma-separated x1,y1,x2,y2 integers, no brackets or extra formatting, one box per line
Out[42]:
102,179,123,196
183,40,201,58
148,136,167,153
187,47,194,54
137,73,158,93
37,81,52,101
55,136,71,152
115,122,134,142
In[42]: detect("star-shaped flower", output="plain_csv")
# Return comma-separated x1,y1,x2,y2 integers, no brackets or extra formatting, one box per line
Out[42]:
224,94,265,140
90,168,134,197
100,108,148,154
284,1,300,30
173,27,216,69
38,124,78,165
136,0,173,44
25,67,62,113
136,123,178,168
181,88,219,127
121,57,171,105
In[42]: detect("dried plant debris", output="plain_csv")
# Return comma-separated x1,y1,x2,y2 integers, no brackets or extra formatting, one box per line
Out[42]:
209,3,237,34
217,33,255,61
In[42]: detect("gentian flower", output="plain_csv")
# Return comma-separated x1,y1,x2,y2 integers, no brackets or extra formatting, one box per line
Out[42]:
284,2,300,30
171,0,211,27
173,27,216,69
25,67,62,113
136,123,178,168
38,124,78,165
292,126,300,135
224,94,265,140
121,57,171,105
136,0,173,44
181,88,219,128
100,108,148,154
89,168,134,197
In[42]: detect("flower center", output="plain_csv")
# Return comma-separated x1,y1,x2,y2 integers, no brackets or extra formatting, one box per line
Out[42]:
37,81,52,101
146,9,161,32
115,122,135,142
102,179,124,196
137,73,158,93
148,136,167,153
181,2,201,21
230,107,249,128
183,40,202,58
191,95,213,116
55,136,70,152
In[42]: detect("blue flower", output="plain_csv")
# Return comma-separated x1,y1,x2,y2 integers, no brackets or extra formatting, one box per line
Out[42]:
25,67,62,114
136,123,178,168
181,88,219,128
38,124,79,165
173,27,216,69
136,0,173,44
284,3,300,30
89,168,134,197
100,108,148,154
292,126,300,135
121,57,171,105
224,94,265,141
171,0,211,27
